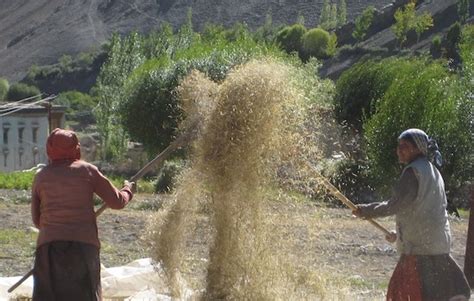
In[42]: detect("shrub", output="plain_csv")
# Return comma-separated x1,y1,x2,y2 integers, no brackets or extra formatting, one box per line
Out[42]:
334,58,404,131
155,160,184,193
0,171,35,190
364,58,472,198
445,22,462,66
6,83,41,101
301,28,333,59
275,24,307,54
430,35,442,58
0,78,9,101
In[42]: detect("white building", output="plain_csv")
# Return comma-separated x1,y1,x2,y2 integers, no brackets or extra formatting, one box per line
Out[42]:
0,104,65,172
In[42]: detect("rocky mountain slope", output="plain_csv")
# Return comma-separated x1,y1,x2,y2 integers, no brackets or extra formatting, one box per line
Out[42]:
0,0,392,82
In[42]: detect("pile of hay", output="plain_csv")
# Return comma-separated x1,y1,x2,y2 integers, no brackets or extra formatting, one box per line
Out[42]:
147,58,328,299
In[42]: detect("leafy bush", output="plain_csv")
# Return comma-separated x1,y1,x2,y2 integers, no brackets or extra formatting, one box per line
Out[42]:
459,24,474,78
430,35,442,58
6,83,41,101
0,78,9,101
0,171,35,190
155,160,184,193
275,24,307,54
334,58,404,131
445,22,462,66
301,28,335,60
364,58,472,198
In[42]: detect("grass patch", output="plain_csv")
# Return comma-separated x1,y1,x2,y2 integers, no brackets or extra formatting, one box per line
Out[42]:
0,229,37,259
0,172,34,190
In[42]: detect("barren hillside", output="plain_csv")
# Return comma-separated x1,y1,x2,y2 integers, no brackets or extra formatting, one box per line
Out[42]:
0,0,392,82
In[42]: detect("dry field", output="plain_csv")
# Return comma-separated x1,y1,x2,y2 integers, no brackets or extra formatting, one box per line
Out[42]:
0,189,470,300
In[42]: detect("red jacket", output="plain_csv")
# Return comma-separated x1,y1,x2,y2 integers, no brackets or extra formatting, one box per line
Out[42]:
31,159,133,248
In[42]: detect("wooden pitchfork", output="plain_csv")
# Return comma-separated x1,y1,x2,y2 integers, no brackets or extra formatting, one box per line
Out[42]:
306,163,392,237
8,119,200,294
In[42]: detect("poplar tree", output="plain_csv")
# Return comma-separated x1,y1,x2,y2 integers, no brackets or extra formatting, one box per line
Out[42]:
338,0,347,26
319,0,331,29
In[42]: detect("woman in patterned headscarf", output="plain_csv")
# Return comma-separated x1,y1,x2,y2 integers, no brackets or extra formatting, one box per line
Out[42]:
31,128,134,301
353,128,470,301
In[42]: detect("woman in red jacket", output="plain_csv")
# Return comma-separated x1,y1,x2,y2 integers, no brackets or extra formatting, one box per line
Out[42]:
31,128,134,301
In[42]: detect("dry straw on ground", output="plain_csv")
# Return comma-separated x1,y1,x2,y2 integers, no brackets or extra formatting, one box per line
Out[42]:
147,58,334,300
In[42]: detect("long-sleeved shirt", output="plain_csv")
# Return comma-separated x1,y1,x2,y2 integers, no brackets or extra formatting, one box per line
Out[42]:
31,159,133,248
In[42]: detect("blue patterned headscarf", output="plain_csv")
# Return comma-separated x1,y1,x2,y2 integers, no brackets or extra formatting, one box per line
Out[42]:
398,128,443,168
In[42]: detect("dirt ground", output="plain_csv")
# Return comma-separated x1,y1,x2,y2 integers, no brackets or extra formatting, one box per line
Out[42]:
0,189,471,299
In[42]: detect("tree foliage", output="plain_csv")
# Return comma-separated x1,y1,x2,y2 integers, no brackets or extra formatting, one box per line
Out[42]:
363,58,472,197
93,32,146,161
334,58,403,131
301,28,336,60
352,6,375,42
0,78,9,101
337,0,347,27
275,23,307,54
319,0,332,30
457,0,470,24
6,83,40,101
392,1,433,47
119,32,283,155
55,91,96,128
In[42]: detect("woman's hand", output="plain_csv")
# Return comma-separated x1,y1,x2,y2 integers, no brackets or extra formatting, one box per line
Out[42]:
123,180,136,193
352,205,366,218
385,231,397,243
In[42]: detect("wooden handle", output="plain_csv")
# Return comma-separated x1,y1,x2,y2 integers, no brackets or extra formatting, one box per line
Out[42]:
7,269,33,293
94,120,198,217
307,163,392,236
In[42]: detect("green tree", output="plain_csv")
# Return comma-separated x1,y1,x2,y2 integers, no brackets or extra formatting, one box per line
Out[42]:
352,6,375,43
445,22,462,65
120,38,280,154
275,24,307,54
392,1,433,47
334,58,402,131
6,83,40,101
0,78,9,101
414,11,433,42
301,28,333,59
56,91,96,128
330,3,338,29
392,1,416,48
364,58,472,196
94,32,145,161
457,0,470,24
459,24,474,78
319,0,331,29
58,55,73,73
337,0,347,26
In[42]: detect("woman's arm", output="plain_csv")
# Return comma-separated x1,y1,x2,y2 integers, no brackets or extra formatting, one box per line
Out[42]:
92,166,133,209
357,167,418,219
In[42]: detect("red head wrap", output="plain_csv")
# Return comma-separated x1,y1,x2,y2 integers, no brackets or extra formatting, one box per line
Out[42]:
46,128,81,161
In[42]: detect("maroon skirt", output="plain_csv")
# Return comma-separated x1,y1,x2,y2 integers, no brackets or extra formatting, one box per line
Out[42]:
33,241,101,301
387,254,471,301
